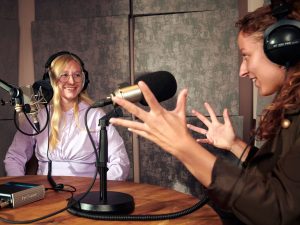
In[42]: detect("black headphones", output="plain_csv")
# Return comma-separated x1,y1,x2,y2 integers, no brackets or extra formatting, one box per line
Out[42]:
264,0,300,67
43,51,90,91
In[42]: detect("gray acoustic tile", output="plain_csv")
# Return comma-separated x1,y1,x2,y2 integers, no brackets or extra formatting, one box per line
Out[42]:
32,16,130,101
35,0,129,20
134,9,239,116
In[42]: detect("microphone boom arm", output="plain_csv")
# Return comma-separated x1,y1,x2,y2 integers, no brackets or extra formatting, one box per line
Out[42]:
0,78,23,111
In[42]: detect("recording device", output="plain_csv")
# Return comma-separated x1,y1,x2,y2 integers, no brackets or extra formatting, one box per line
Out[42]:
92,71,177,108
264,0,300,66
0,182,45,208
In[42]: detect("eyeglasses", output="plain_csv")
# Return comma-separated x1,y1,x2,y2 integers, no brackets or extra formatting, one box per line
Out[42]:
58,72,84,83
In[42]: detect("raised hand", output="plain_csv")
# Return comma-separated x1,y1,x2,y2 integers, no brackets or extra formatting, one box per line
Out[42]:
187,103,237,151
109,81,195,156
109,81,218,187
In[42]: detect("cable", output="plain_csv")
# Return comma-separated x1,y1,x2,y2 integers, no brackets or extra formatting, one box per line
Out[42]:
13,106,50,136
68,196,209,221
0,170,98,224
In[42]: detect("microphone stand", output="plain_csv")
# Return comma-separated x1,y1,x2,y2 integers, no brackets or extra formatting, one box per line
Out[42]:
68,106,134,216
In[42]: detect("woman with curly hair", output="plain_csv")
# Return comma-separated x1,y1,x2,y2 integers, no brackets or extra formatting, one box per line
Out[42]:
109,0,300,224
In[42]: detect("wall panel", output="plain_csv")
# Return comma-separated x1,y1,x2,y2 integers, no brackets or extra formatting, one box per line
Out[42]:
0,0,19,176
35,0,129,20
134,5,239,116
133,0,234,14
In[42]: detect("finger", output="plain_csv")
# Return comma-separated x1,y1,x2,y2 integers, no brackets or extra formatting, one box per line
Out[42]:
128,128,150,140
174,89,188,118
112,96,148,122
223,108,231,125
204,102,218,123
192,109,211,128
138,81,161,112
109,117,145,131
128,127,163,145
196,138,213,145
187,124,207,135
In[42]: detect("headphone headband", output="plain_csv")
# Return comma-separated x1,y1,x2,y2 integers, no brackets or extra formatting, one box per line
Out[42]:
44,51,85,69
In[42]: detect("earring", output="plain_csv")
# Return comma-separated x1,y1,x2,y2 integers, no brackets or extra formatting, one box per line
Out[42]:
281,118,291,129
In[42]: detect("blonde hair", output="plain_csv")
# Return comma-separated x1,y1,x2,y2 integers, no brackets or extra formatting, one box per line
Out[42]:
47,54,94,150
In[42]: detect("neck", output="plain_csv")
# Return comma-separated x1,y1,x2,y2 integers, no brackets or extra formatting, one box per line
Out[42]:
61,99,78,112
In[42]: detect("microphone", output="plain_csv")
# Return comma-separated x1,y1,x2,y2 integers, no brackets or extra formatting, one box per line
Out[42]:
92,71,177,107
21,80,53,132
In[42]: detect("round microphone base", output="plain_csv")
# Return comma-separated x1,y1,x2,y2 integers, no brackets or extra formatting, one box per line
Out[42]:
67,191,135,216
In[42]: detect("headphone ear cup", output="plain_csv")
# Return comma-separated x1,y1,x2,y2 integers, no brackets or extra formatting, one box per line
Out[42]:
264,19,300,66
81,69,90,91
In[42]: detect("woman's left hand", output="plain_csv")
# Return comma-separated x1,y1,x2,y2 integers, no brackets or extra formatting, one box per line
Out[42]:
109,81,194,157
187,103,237,151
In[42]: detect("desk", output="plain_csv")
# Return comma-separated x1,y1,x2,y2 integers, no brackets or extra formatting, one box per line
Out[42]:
0,176,221,225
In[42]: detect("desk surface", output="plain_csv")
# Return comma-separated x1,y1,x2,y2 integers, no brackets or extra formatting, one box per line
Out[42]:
0,176,221,225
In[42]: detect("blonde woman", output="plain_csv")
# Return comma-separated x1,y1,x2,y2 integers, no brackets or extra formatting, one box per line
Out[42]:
5,52,130,180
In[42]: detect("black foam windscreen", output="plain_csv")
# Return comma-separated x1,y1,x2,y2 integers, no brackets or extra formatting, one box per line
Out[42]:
32,80,54,104
134,71,177,106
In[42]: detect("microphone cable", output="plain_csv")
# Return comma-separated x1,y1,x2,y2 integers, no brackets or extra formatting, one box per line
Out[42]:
45,106,64,191
13,105,50,136
0,105,100,224
0,170,98,224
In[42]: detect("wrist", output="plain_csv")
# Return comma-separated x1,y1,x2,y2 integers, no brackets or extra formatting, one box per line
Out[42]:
230,138,249,160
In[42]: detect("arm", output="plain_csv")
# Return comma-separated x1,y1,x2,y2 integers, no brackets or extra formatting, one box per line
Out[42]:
110,81,216,187
207,135,300,225
106,124,130,181
4,130,35,176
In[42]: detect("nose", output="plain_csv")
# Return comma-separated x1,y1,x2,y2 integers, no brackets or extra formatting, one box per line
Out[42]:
239,60,249,78
67,74,75,84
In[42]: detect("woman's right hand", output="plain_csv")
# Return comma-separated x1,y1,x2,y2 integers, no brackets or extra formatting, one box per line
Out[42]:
187,103,237,151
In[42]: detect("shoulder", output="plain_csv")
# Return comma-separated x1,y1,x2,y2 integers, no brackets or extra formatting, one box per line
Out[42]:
78,101,106,118
284,108,300,136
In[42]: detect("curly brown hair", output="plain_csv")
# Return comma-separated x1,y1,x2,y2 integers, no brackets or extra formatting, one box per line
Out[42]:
236,0,300,140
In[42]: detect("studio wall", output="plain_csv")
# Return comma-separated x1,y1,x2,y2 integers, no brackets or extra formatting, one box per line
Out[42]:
0,0,19,177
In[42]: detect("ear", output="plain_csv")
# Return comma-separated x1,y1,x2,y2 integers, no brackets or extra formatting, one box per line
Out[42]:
279,65,287,71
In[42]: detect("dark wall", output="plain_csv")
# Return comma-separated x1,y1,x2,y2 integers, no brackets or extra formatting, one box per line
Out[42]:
0,0,19,177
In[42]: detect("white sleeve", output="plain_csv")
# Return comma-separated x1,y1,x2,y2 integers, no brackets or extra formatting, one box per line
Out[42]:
4,128,36,176
106,124,130,181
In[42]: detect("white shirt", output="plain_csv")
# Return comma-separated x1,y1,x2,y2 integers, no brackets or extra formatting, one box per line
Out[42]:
4,102,130,180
